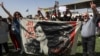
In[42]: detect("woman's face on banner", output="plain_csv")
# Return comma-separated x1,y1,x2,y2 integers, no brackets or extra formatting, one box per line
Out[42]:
35,26,45,38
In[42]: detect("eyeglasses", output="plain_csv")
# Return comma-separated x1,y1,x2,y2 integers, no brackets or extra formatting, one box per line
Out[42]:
82,15,88,18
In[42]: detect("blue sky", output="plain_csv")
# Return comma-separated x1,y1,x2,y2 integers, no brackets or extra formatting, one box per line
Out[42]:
0,0,92,17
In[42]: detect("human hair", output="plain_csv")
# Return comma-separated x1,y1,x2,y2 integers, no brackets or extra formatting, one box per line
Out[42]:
13,11,23,18
37,10,41,14
0,16,2,19
34,22,70,38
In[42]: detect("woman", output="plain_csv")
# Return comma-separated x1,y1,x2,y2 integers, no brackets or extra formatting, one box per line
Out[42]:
0,2,23,52
25,22,48,55
34,22,48,55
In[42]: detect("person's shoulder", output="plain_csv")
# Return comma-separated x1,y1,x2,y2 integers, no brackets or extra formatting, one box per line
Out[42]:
97,18,100,21
2,18,8,23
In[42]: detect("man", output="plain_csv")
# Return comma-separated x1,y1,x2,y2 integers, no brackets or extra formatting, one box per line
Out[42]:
0,16,9,56
81,2,99,56
96,17,100,36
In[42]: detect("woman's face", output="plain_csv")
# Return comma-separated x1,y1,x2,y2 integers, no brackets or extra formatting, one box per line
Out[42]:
35,26,45,38
14,12,21,19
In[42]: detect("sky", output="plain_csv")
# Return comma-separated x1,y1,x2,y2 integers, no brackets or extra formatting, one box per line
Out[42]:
0,0,93,17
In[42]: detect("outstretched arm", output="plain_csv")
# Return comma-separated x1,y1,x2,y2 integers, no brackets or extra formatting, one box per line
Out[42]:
69,10,72,17
90,1,99,18
0,2,13,19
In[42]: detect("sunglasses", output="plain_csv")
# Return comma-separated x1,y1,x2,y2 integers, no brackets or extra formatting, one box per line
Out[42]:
83,15,88,17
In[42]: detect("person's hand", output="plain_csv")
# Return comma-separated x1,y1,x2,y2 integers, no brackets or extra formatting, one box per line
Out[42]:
0,2,4,7
90,1,96,9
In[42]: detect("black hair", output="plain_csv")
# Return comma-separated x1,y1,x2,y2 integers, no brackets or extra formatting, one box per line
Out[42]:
34,22,72,36
13,11,23,18
0,16,2,19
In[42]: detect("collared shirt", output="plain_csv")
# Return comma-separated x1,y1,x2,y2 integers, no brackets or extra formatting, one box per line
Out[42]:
81,18,96,37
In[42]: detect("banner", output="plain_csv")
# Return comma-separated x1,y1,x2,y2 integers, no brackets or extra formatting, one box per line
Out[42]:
20,19,81,56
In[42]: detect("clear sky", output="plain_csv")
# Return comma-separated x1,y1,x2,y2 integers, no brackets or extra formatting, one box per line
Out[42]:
0,0,92,17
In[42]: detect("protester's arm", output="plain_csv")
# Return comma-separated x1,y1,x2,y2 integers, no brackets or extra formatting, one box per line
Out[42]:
90,2,99,18
80,22,83,31
69,10,72,17
0,2,13,19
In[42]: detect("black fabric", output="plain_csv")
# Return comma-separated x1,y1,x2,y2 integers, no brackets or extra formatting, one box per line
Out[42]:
96,18,100,27
0,42,9,56
82,36,96,56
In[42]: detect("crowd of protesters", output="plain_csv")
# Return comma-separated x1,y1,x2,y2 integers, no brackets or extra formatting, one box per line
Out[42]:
0,1,99,56
34,8,84,21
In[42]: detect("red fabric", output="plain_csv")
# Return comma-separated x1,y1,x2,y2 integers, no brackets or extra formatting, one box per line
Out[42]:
9,31,19,50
